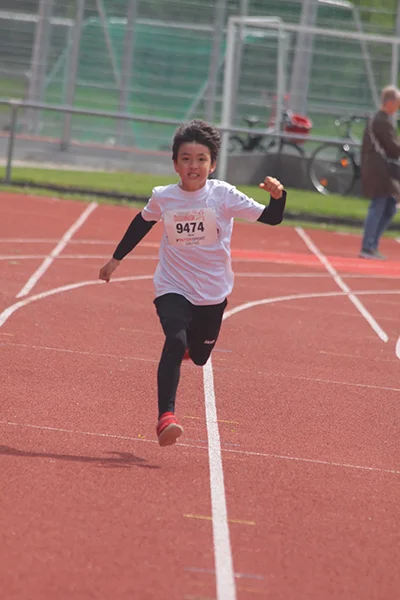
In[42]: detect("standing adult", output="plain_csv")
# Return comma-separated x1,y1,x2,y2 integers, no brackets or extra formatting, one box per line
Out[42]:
359,85,400,259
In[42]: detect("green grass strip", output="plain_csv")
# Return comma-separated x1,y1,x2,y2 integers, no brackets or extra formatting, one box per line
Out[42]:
1,165,400,228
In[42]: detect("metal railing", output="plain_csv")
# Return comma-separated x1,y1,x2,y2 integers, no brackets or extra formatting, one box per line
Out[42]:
0,99,364,186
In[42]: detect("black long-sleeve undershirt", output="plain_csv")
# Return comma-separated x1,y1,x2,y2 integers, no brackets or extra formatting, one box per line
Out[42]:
112,191,286,261
113,213,156,260
257,191,286,225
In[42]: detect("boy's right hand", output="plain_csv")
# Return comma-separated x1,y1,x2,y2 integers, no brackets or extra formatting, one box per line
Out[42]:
99,258,121,283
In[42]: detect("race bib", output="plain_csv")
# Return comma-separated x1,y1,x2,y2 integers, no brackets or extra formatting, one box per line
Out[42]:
163,207,218,247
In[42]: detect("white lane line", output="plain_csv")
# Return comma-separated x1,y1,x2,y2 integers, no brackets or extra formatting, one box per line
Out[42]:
280,374,400,394
1,255,48,260
0,420,157,444
15,202,97,298
396,336,400,360
1,254,158,261
2,276,400,331
212,362,400,394
2,254,400,281
0,238,159,247
0,275,152,328
0,238,60,243
203,359,236,600
0,342,159,364
3,252,400,283
222,447,400,476
2,341,398,392
184,566,263,581
2,420,400,476
223,289,400,322
296,227,389,343
235,272,400,279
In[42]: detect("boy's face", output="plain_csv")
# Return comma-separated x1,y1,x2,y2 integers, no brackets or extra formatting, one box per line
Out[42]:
174,142,216,191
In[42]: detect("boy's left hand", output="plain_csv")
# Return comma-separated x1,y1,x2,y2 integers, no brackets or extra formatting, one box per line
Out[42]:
259,176,284,199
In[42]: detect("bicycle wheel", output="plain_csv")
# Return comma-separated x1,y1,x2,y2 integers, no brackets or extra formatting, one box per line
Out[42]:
309,143,357,195
228,136,245,153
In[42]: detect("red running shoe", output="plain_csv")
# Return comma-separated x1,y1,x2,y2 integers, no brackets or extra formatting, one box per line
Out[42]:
156,412,184,447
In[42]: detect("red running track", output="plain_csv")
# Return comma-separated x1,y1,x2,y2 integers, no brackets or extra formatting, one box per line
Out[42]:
1,192,400,600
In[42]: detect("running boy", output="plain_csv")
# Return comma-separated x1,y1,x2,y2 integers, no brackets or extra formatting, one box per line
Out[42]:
99,119,286,447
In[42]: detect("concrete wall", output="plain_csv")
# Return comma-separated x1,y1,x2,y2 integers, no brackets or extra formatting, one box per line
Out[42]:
226,151,363,196
0,134,363,197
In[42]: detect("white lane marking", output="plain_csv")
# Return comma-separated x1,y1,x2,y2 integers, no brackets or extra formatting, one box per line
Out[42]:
319,349,398,363
236,272,400,279
203,359,236,600
212,362,400,394
15,202,97,298
0,275,152,328
0,420,157,444
396,336,400,360
0,238,63,243
222,447,400,476
1,342,159,364
0,238,159,247
292,376,400,393
0,238,75,244
1,277,400,331
296,227,389,343
0,255,158,260
184,566,263,581
1,255,49,260
279,373,400,393
223,289,400,321
2,254,400,281
1,420,400,477
2,341,397,392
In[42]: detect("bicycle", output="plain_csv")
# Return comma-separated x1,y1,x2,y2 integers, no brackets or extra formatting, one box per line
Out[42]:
228,111,312,157
308,115,367,195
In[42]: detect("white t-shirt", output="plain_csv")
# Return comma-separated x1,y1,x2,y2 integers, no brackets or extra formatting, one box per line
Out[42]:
142,179,265,305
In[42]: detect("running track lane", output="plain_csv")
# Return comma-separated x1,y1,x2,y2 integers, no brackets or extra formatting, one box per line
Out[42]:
1,192,400,599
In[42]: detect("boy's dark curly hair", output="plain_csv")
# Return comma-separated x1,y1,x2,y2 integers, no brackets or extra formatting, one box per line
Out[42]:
172,119,221,163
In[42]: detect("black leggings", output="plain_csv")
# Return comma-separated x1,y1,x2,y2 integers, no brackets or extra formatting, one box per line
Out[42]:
154,293,228,418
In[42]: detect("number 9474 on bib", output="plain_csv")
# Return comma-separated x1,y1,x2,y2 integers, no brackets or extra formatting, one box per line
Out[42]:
163,207,218,248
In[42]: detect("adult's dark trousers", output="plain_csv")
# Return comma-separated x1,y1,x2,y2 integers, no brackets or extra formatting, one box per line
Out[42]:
361,195,397,252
